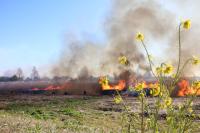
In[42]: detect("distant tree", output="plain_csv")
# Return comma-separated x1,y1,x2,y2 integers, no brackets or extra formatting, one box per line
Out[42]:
10,75,18,81
31,66,40,80
0,76,10,82
41,76,50,81
16,68,24,80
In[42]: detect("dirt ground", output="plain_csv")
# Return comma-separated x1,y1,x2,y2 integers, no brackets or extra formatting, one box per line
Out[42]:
0,94,200,133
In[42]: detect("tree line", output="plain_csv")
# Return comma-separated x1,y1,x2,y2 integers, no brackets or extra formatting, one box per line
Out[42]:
0,66,40,82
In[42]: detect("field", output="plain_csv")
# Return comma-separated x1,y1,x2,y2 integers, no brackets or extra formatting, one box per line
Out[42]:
0,95,122,133
0,94,200,133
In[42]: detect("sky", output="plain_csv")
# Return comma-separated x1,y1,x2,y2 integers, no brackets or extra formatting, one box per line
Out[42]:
0,0,110,76
0,0,199,77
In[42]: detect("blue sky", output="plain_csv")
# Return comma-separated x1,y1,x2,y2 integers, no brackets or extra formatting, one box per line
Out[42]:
0,0,110,76
0,0,198,77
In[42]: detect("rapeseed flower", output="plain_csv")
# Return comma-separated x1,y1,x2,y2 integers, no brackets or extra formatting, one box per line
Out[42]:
171,74,176,78
178,104,183,110
192,81,200,88
136,32,144,41
139,92,145,98
188,107,193,113
118,55,129,65
99,76,109,85
164,97,172,107
155,67,163,75
114,95,122,104
192,56,200,65
150,83,160,96
163,64,174,74
135,82,145,91
182,20,191,29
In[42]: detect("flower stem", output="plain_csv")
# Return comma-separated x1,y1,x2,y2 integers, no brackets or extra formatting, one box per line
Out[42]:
141,94,144,133
172,58,192,89
175,23,182,78
115,90,133,132
141,40,158,80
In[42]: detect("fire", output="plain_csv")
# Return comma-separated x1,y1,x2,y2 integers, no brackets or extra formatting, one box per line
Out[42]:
177,79,200,96
99,76,126,91
101,80,126,91
114,80,126,90
99,76,200,97
32,85,62,91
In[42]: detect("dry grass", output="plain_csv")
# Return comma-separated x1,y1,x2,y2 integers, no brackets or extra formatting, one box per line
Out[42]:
1,95,200,133
0,95,122,133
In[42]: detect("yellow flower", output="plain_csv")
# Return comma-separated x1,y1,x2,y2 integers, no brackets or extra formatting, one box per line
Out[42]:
114,95,122,104
136,32,144,41
146,118,151,125
182,20,191,29
150,83,160,96
188,107,193,113
118,56,129,65
192,56,200,65
171,74,176,78
192,114,195,117
139,92,145,98
99,76,109,85
135,82,145,91
155,67,163,75
164,97,172,107
150,89,153,95
192,81,200,88
178,104,182,110
163,64,174,74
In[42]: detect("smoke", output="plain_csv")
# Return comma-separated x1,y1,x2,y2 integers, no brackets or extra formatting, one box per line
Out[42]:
164,1,200,76
167,24,200,76
52,0,200,78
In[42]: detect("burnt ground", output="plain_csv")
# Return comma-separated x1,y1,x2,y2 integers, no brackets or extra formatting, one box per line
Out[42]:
0,95,200,132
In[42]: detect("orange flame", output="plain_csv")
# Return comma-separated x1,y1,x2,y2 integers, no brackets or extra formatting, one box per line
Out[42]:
32,85,62,91
177,79,200,96
102,80,126,91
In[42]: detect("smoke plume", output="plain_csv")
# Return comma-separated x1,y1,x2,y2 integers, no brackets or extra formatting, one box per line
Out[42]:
52,0,200,78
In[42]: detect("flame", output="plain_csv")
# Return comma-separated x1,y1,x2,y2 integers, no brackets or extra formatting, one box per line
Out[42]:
32,85,62,91
102,80,126,91
99,76,126,91
177,79,200,96
99,76,161,93
99,77,200,97
114,80,126,90
43,85,61,90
